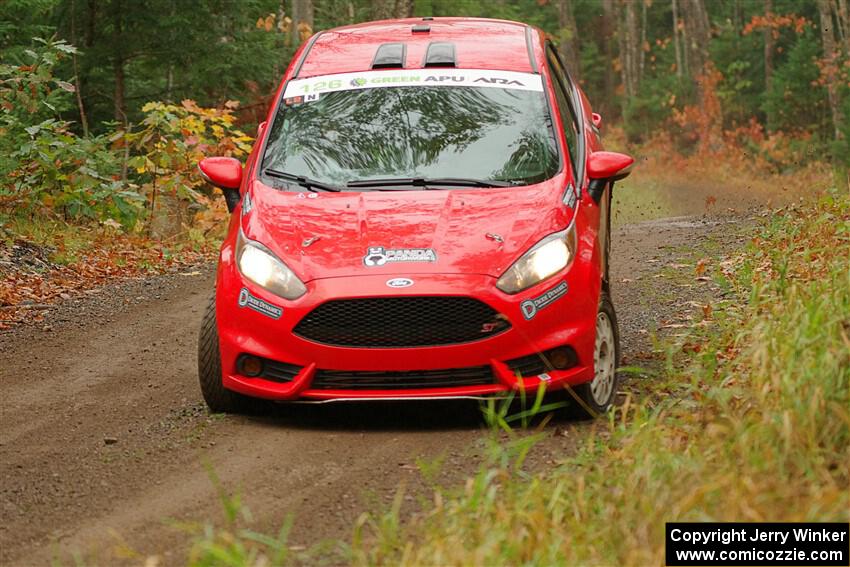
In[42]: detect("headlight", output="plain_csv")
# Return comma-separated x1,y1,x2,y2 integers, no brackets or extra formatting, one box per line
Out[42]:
496,220,577,294
235,230,306,300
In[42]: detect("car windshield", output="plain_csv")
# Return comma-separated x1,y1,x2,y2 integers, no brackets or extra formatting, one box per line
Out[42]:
261,73,560,189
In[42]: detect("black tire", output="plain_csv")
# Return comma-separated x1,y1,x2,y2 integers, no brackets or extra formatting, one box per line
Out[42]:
197,293,267,414
567,293,621,418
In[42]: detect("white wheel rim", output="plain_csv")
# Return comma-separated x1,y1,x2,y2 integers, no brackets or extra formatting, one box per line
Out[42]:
591,311,616,405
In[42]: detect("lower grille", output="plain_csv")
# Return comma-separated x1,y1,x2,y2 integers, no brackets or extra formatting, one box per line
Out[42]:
263,360,302,382
293,296,509,348
311,365,496,390
506,347,578,377
236,354,303,382
506,353,549,377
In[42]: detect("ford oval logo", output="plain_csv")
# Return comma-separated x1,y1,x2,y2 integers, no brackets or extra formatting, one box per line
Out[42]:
386,278,414,288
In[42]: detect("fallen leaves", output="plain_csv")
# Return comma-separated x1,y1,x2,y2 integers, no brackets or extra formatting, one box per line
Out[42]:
0,230,215,330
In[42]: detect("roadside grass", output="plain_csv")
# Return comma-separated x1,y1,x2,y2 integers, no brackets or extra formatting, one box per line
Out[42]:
349,191,850,565
177,468,296,567
178,476,351,567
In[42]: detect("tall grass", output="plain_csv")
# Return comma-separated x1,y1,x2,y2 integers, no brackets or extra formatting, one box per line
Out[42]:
351,192,850,566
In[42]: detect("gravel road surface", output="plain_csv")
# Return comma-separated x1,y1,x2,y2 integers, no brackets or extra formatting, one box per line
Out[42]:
0,212,746,565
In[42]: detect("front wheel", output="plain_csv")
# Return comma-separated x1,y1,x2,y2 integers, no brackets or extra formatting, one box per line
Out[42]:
572,294,621,417
198,293,267,414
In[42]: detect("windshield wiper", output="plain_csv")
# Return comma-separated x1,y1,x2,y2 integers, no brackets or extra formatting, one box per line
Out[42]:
262,168,343,192
346,177,516,189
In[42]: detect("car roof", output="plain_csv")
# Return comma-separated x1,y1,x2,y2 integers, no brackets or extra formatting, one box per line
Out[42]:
295,17,540,78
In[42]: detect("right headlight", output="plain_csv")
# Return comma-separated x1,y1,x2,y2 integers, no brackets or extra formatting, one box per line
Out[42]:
496,220,577,294
235,230,306,300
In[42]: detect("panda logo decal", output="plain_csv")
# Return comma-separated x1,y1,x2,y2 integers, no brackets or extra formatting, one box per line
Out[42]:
362,246,437,267
363,246,388,266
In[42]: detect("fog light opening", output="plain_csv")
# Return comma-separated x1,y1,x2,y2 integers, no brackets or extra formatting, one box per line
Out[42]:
238,355,264,377
545,347,576,370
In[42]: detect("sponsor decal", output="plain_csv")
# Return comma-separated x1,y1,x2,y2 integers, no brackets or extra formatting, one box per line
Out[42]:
538,372,552,381
363,246,437,267
242,191,253,214
386,277,414,288
520,280,569,320
283,92,320,105
284,69,544,100
237,288,283,319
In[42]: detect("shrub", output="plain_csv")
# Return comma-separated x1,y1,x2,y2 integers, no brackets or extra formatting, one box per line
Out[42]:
0,38,143,227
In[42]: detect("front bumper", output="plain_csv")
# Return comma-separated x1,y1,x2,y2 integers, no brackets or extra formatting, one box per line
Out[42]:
215,259,600,401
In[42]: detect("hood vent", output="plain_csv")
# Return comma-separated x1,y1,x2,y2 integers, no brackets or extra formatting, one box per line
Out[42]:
423,42,456,67
371,42,407,69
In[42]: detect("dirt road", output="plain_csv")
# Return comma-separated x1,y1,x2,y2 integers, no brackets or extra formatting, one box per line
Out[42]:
0,210,746,565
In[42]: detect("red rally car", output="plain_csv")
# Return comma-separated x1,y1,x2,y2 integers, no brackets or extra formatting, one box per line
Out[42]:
197,17,634,415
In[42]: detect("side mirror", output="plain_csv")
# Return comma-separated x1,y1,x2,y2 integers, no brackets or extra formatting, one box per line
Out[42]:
586,151,635,204
198,157,243,212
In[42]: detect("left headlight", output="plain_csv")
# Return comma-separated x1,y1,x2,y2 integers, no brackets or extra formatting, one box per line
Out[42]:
235,230,306,300
496,220,577,294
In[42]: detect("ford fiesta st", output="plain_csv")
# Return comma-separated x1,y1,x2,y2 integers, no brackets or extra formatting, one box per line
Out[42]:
197,17,634,416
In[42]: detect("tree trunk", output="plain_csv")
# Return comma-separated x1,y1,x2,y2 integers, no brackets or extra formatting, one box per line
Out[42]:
733,0,742,35
764,0,774,94
79,0,97,133
85,0,96,48
672,0,683,78
818,0,845,139
111,0,126,124
834,0,849,49
292,0,314,44
618,0,639,100
557,0,581,80
166,65,174,102
601,0,616,117
371,0,395,20
680,0,711,101
70,0,89,135
113,59,125,124
639,0,647,83
395,0,414,18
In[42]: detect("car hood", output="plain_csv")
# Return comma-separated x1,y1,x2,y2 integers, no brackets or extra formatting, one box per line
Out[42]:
241,179,573,282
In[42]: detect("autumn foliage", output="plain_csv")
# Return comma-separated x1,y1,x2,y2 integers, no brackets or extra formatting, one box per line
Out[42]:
0,41,249,326
1,41,251,233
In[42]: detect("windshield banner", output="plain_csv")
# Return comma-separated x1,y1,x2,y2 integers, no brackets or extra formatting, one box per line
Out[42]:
283,69,544,101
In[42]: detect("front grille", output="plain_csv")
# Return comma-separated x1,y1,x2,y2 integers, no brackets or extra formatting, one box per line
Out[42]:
311,365,496,390
293,296,509,348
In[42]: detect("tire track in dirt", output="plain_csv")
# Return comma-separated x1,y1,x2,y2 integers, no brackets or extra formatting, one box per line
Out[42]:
0,214,747,566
